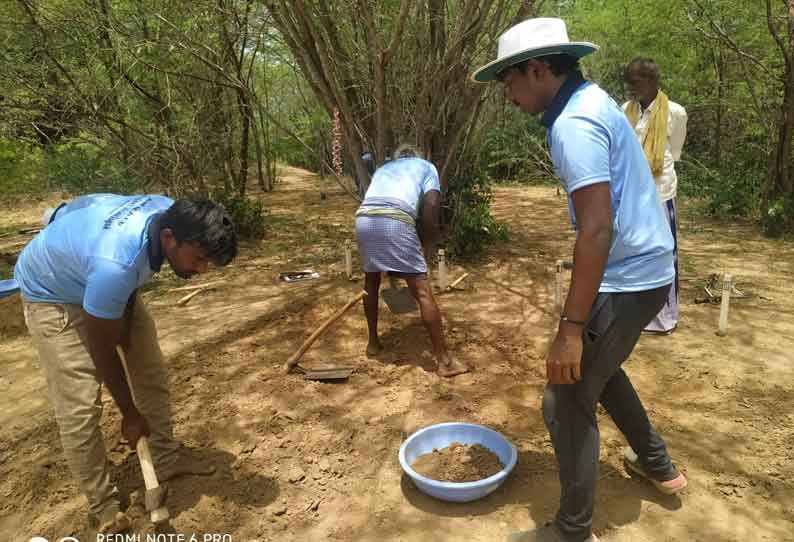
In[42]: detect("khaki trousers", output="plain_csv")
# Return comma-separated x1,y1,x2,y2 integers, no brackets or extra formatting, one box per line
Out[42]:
23,297,179,516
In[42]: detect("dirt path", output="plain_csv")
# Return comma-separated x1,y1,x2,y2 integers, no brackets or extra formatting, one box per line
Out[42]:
0,168,792,542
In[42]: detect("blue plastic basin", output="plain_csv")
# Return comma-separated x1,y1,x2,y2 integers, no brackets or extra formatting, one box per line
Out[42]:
399,422,518,502
0,279,19,300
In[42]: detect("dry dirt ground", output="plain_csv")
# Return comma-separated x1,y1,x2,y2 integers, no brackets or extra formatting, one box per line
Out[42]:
1,167,793,542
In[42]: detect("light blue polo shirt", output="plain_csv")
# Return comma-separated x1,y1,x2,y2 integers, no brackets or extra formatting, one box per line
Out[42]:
543,73,674,293
361,157,441,218
15,194,174,319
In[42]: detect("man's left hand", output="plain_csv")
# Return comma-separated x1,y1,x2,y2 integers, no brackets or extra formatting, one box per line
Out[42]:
546,327,583,385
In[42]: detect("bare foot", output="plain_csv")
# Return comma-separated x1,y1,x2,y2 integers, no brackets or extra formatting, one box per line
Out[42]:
437,356,470,377
366,340,384,357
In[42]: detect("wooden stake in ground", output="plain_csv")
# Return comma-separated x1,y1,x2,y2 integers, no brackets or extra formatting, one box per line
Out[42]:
345,239,353,280
555,260,564,313
437,249,448,291
554,261,573,311
283,290,366,374
717,273,732,336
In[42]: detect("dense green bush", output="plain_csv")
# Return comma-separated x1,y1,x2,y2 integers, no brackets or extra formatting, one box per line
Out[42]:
444,171,508,260
762,197,794,237
0,138,46,195
1,137,140,197
678,158,762,218
478,109,552,183
210,189,266,240
46,139,139,195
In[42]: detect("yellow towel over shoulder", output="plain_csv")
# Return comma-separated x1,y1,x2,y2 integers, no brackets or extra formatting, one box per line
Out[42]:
625,90,669,176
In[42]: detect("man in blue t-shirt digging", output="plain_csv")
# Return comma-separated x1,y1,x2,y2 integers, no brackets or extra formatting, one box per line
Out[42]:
473,18,687,542
14,195,237,534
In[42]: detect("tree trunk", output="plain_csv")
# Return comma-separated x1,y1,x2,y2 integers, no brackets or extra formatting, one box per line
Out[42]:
713,47,725,166
764,1,794,207
776,73,794,196
237,90,250,196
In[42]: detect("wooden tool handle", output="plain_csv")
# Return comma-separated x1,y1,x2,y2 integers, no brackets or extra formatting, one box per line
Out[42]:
177,287,209,306
117,347,161,491
283,290,366,374
448,272,470,290
116,346,168,523
136,436,161,490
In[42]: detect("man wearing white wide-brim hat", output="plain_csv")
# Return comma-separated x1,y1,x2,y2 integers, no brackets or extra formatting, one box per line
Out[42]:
473,18,687,542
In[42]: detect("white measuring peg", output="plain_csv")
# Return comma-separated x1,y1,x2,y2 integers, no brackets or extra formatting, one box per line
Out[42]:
344,239,353,280
555,260,564,313
717,272,732,336
438,249,448,291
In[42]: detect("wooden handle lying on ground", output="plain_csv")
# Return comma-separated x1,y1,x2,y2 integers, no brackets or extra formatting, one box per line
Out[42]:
177,287,213,306
169,280,224,293
448,273,470,290
283,290,366,374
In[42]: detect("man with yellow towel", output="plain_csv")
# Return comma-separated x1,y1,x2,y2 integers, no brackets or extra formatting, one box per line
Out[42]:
623,57,688,334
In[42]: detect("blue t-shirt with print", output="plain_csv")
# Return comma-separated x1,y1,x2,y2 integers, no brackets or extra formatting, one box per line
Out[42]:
545,79,674,293
15,194,174,319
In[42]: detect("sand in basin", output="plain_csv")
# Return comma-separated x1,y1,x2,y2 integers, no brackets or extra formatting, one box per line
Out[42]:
411,442,504,483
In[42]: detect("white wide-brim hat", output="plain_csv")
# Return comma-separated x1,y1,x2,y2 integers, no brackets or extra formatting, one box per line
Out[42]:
472,18,598,83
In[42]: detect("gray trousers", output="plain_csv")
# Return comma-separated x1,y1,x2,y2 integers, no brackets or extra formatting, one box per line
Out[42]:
543,284,675,542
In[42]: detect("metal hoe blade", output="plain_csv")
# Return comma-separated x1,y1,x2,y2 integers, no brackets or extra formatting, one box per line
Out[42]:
294,364,354,380
381,276,417,314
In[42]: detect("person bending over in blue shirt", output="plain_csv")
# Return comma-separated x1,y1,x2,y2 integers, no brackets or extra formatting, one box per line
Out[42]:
15,194,237,534
355,145,468,377
473,17,687,542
